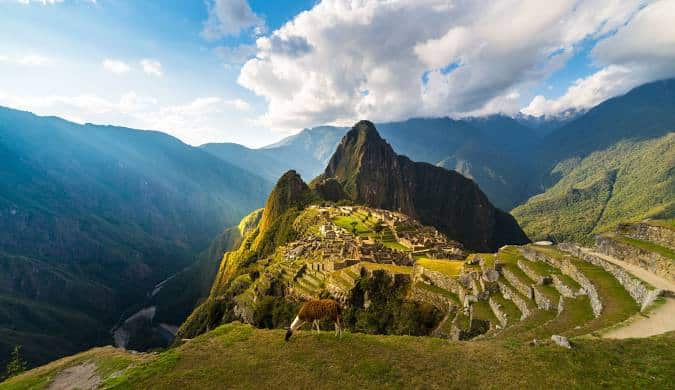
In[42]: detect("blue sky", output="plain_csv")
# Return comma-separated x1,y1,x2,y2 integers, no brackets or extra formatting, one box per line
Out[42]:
1,0,673,147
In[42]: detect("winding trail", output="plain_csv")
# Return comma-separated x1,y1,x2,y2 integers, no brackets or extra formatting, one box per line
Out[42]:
581,248,675,339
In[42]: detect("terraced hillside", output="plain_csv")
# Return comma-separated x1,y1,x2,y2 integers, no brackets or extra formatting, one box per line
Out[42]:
4,219,674,388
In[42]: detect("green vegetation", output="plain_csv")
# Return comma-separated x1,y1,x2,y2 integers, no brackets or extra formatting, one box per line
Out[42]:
416,258,465,277
414,282,459,305
514,134,675,243
4,347,27,380
344,271,441,336
612,234,675,260
5,324,674,389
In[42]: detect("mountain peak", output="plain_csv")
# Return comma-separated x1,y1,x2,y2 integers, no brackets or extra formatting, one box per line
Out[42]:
315,120,529,251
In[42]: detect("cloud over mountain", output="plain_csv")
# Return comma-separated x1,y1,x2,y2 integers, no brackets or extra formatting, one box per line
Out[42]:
238,0,647,129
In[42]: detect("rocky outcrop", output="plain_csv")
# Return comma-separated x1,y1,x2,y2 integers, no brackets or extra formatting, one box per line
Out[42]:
558,243,663,311
315,120,529,251
596,235,674,282
617,222,675,249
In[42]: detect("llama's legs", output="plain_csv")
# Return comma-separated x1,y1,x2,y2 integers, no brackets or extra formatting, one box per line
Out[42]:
313,320,320,333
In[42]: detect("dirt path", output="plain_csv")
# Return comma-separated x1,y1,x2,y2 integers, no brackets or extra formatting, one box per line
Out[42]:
582,249,675,339
47,362,100,390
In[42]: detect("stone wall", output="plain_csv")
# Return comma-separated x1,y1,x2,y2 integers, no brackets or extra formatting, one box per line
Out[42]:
550,275,576,298
502,268,533,299
489,297,508,327
520,246,602,317
410,284,454,311
596,235,674,282
559,243,663,311
497,281,530,320
617,222,675,248
517,259,552,285
532,286,553,311
414,265,463,295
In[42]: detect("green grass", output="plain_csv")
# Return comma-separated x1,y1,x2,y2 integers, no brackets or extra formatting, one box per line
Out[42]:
361,262,412,275
613,235,675,260
5,323,674,389
416,258,465,277
333,215,371,235
490,293,522,323
472,300,499,325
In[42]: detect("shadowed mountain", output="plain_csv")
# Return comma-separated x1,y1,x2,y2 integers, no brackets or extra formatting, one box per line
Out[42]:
0,107,270,367
313,120,529,251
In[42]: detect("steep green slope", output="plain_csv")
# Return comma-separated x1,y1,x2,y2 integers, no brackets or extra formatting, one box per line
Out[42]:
513,134,675,243
0,107,270,367
177,171,317,338
4,324,673,389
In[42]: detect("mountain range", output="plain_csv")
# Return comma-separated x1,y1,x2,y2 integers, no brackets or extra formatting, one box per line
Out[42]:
0,78,673,368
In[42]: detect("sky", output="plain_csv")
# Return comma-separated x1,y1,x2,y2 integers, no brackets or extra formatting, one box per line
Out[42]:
1,0,674,148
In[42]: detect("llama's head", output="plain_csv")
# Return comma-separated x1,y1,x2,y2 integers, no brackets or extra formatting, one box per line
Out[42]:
285,328,293,342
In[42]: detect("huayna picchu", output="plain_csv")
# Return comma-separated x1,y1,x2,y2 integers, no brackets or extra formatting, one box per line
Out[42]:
313,121,529,252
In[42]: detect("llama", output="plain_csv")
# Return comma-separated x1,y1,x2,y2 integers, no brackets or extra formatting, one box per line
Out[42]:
285,299,343,341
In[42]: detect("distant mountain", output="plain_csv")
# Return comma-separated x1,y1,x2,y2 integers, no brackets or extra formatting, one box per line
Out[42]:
514,132,674,244
0,107,270,367
515,110,581,137
537,79,675,171
514,79,675,242
313,121,529,251
204,116,539,209
201,126,346,181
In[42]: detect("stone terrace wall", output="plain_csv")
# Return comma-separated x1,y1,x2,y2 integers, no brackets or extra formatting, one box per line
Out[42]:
559,243,662,311
497,281,530,320
517,259,550,285
414,265,463,295
617,222,675,248
550,275,576,298
410,285,453,311
532,286,553,311
501,268,532,299
596,235,674,282
489,297,508,327
520,247,602,317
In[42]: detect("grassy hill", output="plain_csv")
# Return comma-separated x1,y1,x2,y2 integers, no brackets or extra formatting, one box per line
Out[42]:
513,133,674,243
2,323,673,389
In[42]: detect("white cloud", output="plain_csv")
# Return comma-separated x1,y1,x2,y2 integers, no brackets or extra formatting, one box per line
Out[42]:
140,59,163,77
523,0,675,116
102,59,130,74
0,53,54,66
202,0,265,39
237,0,643,130
0,91,253,145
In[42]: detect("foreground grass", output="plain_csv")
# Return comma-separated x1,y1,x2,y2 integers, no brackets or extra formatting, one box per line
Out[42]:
4,323,674,389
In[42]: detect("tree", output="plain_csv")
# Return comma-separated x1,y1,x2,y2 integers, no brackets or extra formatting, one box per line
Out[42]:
373,222,385,238
6,345,28,378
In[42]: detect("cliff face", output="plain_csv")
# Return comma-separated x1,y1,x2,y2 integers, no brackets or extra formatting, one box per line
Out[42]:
316,120,529,251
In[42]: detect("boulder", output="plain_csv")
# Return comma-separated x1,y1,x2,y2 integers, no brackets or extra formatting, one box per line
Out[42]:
551,335,572,349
